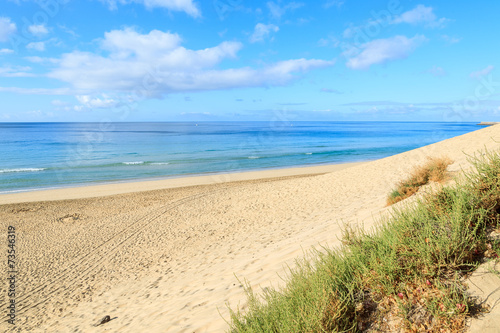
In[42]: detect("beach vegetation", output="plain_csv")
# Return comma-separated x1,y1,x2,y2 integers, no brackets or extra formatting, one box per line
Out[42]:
387,156,453,205
228,151,500,332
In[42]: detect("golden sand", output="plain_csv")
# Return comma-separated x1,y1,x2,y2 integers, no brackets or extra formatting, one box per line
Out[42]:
1,125,499,332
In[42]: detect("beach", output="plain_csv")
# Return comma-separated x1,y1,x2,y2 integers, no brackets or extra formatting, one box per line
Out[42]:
1,124,500,332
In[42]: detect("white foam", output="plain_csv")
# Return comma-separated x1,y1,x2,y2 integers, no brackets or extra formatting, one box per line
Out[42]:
122,161,144,165
0,168,46,173
151,162,170,165
248,156,260,159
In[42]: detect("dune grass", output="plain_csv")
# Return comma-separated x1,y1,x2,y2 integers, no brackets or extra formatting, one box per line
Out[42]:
387,157,453,206
228,151,500,332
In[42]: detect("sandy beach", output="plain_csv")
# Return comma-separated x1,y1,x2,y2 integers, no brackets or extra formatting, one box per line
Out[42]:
1,124,500,332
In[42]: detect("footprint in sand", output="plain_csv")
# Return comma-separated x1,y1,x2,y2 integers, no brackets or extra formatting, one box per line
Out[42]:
57,213,84,223
11,206,41,213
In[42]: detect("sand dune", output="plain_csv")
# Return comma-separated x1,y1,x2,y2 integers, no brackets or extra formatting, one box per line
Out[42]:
1,124,500,332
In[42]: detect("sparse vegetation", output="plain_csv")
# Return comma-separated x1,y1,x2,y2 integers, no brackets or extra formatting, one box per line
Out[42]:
387,157,453,205
228,151,500,333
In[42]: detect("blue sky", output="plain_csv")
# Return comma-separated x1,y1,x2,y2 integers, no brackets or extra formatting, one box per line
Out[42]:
0,0,499,122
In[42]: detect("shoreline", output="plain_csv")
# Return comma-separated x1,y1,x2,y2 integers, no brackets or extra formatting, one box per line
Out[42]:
0,161,365,205
1,121,481,201
2,125,500,332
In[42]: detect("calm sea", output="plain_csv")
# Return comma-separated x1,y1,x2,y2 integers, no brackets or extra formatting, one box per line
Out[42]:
0,122,480,194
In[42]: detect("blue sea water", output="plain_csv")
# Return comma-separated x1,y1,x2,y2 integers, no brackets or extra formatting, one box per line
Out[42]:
0,122,480,194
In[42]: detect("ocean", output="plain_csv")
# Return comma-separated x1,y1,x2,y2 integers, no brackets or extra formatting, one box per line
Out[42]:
0,121,480,194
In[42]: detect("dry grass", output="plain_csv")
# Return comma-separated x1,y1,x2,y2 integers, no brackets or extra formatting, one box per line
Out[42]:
387,157,453,205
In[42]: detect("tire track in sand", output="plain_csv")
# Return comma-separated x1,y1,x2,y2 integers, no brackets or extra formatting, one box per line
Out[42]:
2,188,225,328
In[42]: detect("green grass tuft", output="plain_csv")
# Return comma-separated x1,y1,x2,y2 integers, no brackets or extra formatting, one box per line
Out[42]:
228,151,500,333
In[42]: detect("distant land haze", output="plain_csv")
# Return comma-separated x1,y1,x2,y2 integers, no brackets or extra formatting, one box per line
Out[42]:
477,122,500,126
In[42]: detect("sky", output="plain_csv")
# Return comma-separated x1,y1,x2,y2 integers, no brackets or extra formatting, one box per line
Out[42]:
0,0,499,122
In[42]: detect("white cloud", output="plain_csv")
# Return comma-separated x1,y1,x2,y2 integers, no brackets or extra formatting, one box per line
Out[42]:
265,58,334,77
28,24,49,37
26,41,46,51
0,17,17,42
470,65,494,79
250,23,279,43
101,0,201,17
393,5,448,28
346,35,426,70
76,95,122,109
0,48,14,54
267,1,303,20
101,28,182,57
0,66,34,77
48,28,335,96
24,56,59,63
